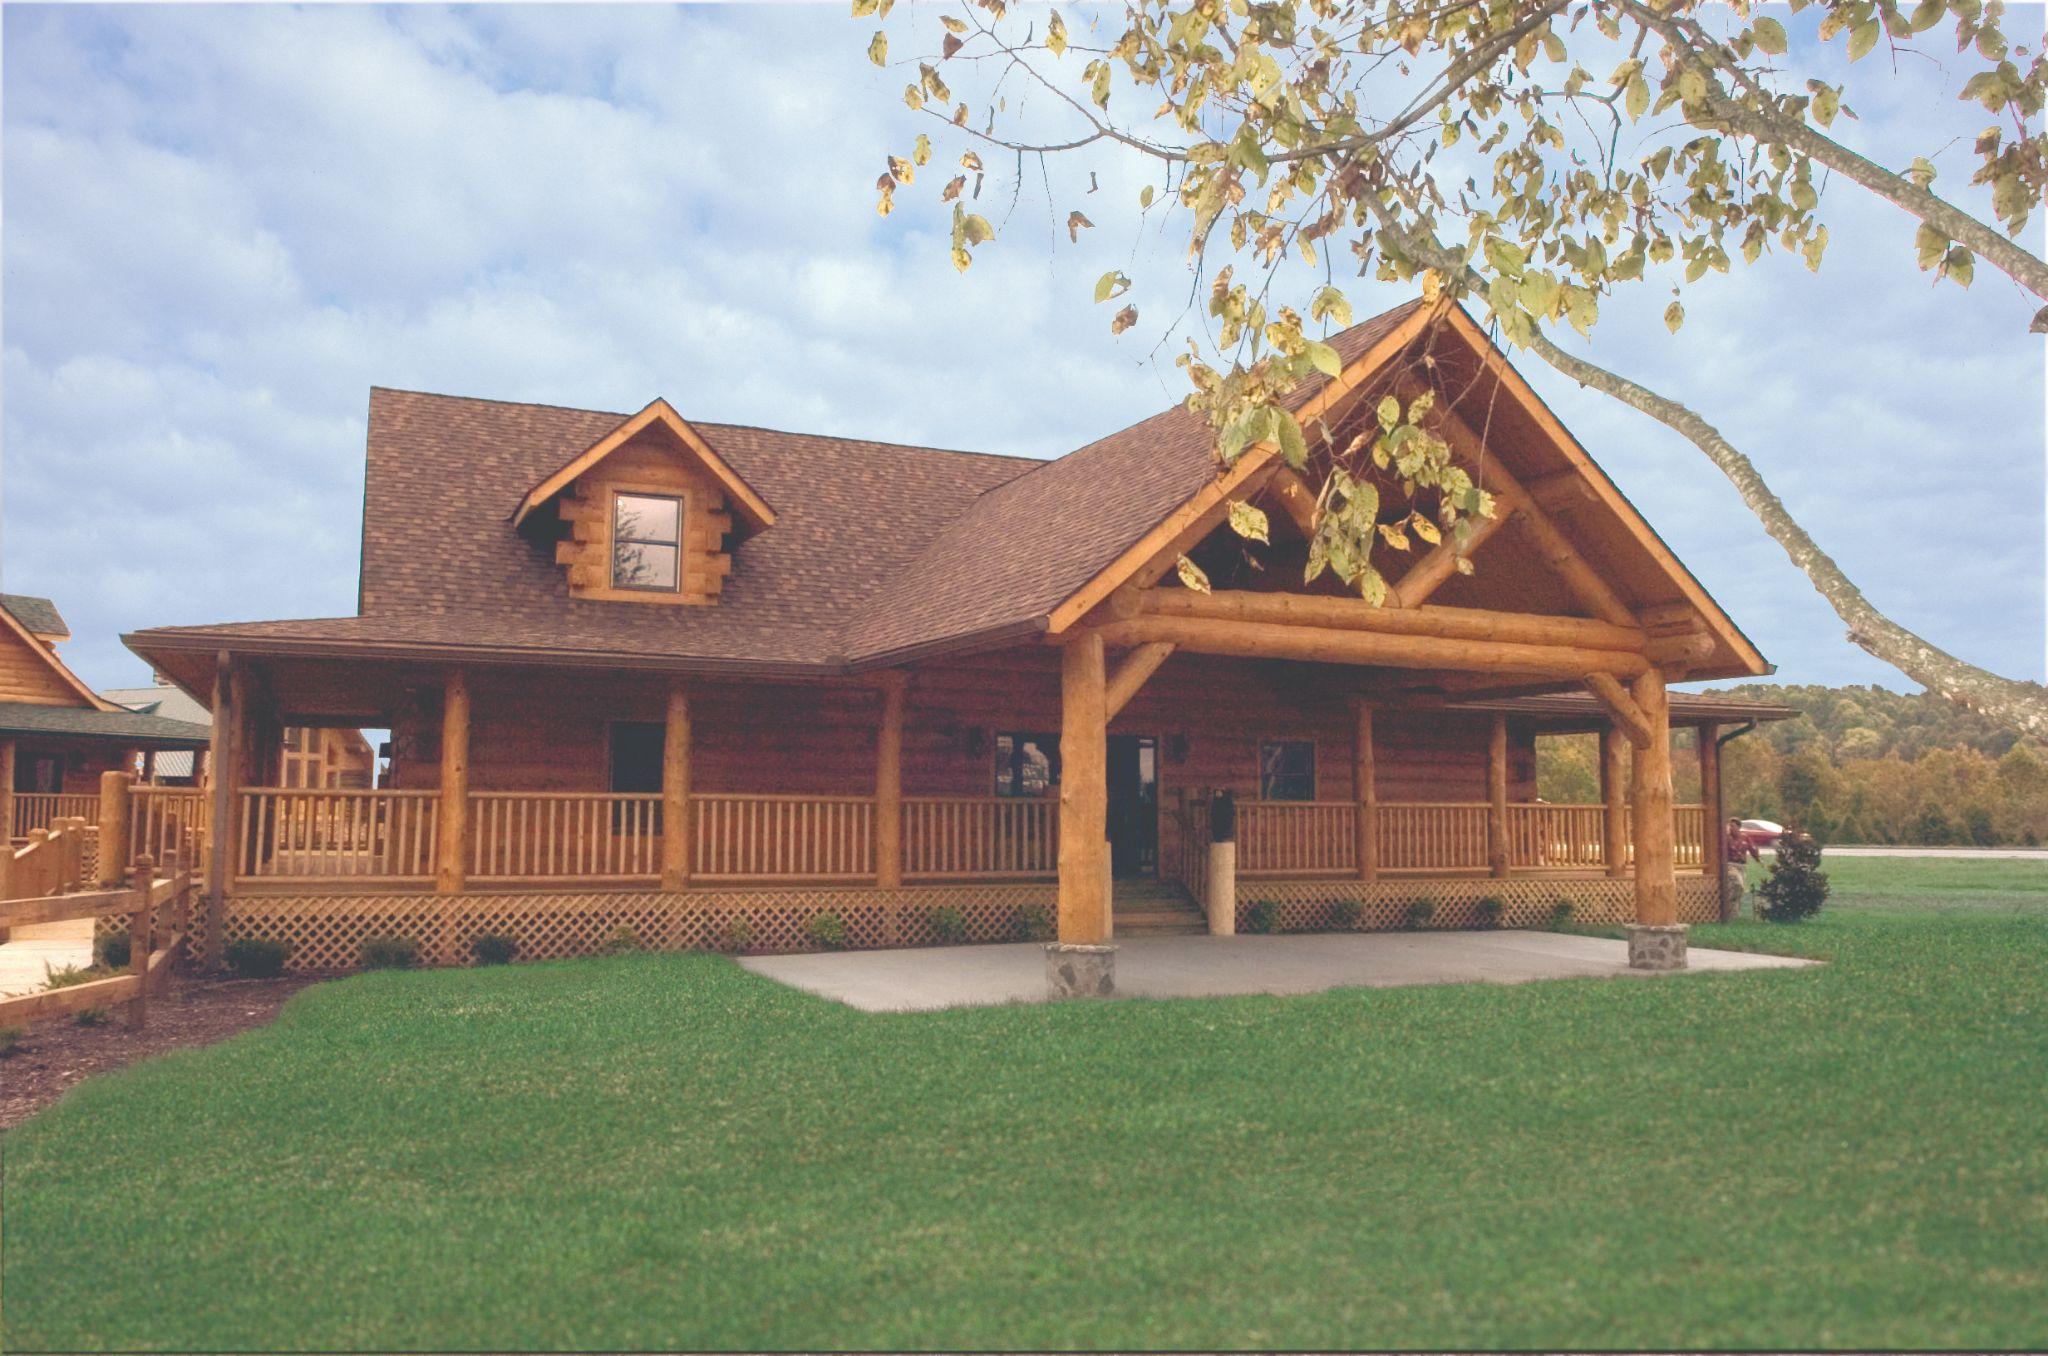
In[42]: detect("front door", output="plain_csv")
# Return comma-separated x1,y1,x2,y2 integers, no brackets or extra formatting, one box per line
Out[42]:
1106,735,1158,878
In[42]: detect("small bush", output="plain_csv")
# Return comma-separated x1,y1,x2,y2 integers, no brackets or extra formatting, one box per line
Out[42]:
1548,900,1576,930
74,1007,109,1028
930,906,967,944
0,1026,25,1058
806,911,848,950
225,938,290,979
360,936,420,970
1474,897,1505,929
1328,898,1363,931
1014,903,1054,943
42,962,108,991
1406,898,1437,930
471,934,517,967
96,932,131,970
601,925,642,955
1244,899,1281,934
1758,829,1829,923
723,916,753,953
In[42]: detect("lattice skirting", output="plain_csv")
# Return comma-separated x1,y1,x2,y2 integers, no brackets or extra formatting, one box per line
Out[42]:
226,884,1060,972
1237,875,1721,932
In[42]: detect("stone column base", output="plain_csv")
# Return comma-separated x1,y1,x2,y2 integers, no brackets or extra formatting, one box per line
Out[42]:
1626,922,1689,971
1045,942,1116,998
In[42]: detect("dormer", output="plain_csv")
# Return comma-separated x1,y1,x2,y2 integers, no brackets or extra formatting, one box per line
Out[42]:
512,399,774,606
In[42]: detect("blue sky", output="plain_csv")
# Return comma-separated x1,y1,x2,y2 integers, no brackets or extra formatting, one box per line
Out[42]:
3,4,2043,696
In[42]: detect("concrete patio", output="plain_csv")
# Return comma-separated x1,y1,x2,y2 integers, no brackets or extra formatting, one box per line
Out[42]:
739,929,1817,1012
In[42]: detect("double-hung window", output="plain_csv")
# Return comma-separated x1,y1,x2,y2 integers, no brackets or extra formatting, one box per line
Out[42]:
612,493,682,592
1258,739,1316,801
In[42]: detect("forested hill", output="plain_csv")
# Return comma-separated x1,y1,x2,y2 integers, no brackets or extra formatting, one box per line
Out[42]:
1536,682,2048,847
1694,682,2038,763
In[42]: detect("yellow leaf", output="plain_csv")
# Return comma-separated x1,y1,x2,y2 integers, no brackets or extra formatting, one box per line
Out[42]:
1047,10,1067,56
1411,515,1442,546
1176,555,1212,595
1227,500,1271,544
867,29,888,66
1377,523,1411,551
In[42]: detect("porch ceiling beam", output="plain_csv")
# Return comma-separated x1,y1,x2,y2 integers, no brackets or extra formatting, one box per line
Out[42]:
1584,672,1653,748
1396,378,1639,630
1143,587,1648,653
1386,502,1518,608
1104,641,1175,721
1093,614,1651,679
1265,467,1322,540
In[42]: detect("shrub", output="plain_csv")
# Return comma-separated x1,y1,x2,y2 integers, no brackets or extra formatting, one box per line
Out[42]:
0,1025,24,1058
360,936,419,970
1014,903,1054,942
471,934,517,967
225,938,290,979
74,1007,109,1028
1328,898,1362,931
723,916,753,953
1474,897,1505,929
96,931,131,970
1548,900,1576,930
1405,899,1437,930
1758,829,1830,923
601,925,642,954
42,962,107,991
806,911,848,950
1243,899,1281,934
930,906,967,944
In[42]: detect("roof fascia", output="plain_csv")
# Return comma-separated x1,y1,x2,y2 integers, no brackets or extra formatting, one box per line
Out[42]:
0,605,115,711
510,398,777,532
1438,306,1770,677
1043,298,1450,636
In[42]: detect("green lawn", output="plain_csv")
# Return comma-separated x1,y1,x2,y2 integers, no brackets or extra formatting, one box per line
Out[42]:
4,860,2044,1351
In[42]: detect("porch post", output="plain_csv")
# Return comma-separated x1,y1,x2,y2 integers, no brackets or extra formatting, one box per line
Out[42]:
204,651,237,970
96,769,133,886
1599,726,1627,877
1699,721,1727,920
1050,630,1113,996
0,736,15,848
661,685,692,891
1350,697,1378,883
142,749,158,784
874,670,906,890
1628,668,1684,969
435,668,470,896
1486,713,1509,877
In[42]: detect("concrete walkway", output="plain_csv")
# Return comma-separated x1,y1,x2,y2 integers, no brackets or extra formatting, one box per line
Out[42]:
740,929,1817,1013
0,917,95,998
1820,846,2048,859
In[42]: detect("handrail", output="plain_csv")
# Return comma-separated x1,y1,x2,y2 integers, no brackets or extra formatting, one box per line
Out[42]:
1238,799,1356,877
11,793,96,839
691,792,874,881
472,791,661,880
903,796,1056,879
237,788,439,880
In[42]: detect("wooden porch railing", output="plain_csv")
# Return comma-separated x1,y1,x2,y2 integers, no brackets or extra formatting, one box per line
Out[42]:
691,793,874,882
1377,803,1491,874
903,797,1056,879
130,786,211,869
11,793,97,840
471,792,661,882
237,789,439,880
1237,800,1357,877
0,852,197,1029
1509,803,1606,871
5,816,91,899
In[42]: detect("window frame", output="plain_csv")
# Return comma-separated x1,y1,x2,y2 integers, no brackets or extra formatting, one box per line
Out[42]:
1257,738,1318,802
992,730,1062,798
609,489,685,594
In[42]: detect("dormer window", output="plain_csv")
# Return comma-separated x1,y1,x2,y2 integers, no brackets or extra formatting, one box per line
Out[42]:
612,492,682,592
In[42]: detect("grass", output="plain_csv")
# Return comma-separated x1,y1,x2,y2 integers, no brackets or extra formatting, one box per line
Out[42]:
3,859,2044,1351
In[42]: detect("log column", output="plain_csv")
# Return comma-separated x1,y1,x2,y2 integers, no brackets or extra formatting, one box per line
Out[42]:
1599,726,1628,878
1350,698,1378,883
1486,714,1510,877
1628,668,1685,969
97,769,133,886
661,686,692,891
435,668,471,896
204,652,238,970
1050,631,1113,996
874,671,907,890
1699,721,1727,921
0,737,15,892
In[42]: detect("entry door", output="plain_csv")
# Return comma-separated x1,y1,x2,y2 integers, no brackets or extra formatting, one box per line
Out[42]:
1106,735,1158,879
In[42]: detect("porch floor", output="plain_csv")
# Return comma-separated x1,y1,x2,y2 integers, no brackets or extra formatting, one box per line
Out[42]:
739,929,1816,1012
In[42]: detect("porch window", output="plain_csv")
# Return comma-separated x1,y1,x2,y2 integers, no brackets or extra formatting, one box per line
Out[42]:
995,731,1060,797
611,492,682,592
1259,739,1316,801
608,722,664,794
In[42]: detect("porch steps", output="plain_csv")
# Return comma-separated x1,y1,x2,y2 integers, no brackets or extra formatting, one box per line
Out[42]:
1113,881,1208,937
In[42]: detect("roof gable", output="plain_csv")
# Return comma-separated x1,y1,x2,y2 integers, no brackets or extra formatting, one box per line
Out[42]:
0,603,114,710
1,594,69,641
511,399,775,535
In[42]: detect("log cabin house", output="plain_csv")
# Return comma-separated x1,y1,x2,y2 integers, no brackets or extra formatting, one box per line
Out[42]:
0,595,210,846
122,299,1792,984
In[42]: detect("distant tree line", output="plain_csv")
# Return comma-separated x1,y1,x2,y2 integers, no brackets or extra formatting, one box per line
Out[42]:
1535,684,2048,847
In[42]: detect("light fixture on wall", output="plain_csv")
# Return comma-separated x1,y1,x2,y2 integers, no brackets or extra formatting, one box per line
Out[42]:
1168,734,1190,765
